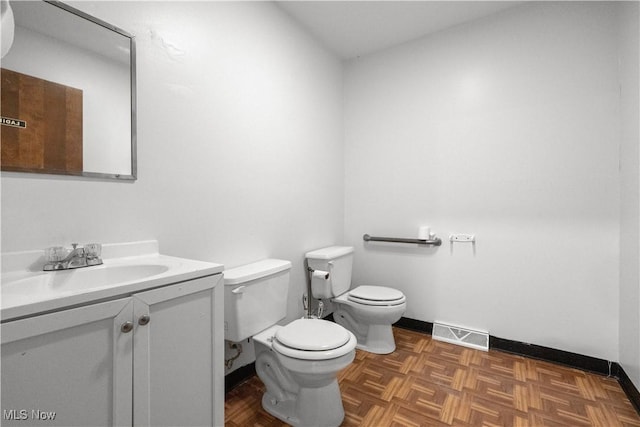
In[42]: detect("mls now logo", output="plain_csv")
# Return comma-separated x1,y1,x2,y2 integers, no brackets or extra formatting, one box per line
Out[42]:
3,409,57,421
3,409,27,420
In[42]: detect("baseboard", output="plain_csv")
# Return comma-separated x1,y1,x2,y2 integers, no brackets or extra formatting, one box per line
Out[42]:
489,335,613,376
394,316,433,334
225,363,256,394
394,316,640,414
617,363,640,414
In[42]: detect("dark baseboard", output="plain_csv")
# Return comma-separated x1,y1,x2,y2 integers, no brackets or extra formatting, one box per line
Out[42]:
225,362,256,394
617,363,640,414
394,317,640,414
489,335,614,376
394,317,433,334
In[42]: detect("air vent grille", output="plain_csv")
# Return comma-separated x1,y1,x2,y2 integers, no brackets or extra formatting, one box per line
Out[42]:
432,322,489,351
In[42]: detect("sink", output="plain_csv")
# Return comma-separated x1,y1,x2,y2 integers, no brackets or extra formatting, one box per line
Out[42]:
1,241,224,321
2,264,170,298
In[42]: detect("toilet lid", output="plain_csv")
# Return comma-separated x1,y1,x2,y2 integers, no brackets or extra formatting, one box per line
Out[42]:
275,319,351,351
348,285,405,303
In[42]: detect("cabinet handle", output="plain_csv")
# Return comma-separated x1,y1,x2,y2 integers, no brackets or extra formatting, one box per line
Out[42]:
121,321,134,333
138,315,151,326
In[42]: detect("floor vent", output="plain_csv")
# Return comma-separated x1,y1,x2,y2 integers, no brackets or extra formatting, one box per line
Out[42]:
432,322,489,352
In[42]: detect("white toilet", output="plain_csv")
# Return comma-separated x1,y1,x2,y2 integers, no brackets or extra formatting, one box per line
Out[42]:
306,246,407,354
224,259,357,427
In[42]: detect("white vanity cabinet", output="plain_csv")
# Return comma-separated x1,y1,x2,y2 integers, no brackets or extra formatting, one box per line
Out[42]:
132,275,224,427
1,274,224,427
2,297,134,426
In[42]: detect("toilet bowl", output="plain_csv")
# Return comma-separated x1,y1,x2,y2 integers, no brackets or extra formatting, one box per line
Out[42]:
333,285,406,354
306,246,407,354
254,319,356,427
224,260,356,427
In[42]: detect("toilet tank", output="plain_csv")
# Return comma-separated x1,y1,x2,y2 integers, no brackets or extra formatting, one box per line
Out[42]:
223,259,291,342
305,246,354,299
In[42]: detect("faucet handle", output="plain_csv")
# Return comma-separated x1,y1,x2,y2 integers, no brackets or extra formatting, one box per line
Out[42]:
85,243,102,259
45,246,65,262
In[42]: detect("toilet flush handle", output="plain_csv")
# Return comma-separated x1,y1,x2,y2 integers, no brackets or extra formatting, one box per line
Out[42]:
231,286,246,294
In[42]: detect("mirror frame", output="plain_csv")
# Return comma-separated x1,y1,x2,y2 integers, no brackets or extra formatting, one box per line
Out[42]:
4,1,137,180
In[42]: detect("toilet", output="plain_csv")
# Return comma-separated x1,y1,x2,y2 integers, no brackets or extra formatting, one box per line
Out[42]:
224,259,356,427
306,246,406,354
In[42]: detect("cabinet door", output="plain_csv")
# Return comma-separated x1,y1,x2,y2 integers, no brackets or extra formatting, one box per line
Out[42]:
1,298,133,427
132,275,223,427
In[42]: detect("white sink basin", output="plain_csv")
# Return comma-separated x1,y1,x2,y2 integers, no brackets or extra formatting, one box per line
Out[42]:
1,241,224,321
2,264,170,297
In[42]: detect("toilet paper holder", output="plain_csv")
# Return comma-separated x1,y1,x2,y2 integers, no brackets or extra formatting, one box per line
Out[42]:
307,267,329,279
363,233,442,246
304,265,330,319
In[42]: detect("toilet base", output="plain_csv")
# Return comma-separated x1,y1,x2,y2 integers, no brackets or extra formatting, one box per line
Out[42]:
334,308,398,354
262,393,299,426
357,323,396,354
261,380,345,427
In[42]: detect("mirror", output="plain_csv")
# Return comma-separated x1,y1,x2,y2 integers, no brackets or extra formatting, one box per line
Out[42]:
1,0,136,180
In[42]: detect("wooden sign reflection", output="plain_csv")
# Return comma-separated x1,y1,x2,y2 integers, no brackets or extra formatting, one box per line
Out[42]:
1,68,82,174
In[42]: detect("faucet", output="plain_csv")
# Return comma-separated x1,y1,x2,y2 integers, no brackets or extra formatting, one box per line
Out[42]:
43,243,103,271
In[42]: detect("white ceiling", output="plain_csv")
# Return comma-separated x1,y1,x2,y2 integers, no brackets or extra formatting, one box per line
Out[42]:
276,1,523,59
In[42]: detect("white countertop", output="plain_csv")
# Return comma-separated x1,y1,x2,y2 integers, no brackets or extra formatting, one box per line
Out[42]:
1,241,224,321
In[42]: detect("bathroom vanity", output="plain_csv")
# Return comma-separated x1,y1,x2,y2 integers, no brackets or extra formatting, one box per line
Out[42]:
1,241,224,427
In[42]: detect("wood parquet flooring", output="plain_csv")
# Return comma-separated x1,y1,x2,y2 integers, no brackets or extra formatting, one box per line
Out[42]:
225,327,640,426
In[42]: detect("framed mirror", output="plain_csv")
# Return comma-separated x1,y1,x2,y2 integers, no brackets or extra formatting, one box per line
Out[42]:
1,0,136,180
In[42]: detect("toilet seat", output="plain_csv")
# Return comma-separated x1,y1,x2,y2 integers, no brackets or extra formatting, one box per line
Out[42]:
347,285,406,306
272,319,356,360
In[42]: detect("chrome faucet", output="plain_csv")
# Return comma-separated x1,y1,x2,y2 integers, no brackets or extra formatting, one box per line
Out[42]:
43,243,103,271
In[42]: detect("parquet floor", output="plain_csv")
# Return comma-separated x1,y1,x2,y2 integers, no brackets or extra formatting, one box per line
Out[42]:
225,327,640,426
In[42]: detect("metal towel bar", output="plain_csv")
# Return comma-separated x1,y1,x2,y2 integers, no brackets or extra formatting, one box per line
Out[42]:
363,234,442,246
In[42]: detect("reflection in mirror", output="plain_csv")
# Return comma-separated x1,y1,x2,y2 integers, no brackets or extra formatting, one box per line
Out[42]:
1,0,136,180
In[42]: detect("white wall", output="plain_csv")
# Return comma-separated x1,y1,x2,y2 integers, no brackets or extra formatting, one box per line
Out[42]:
1,1,344,331
344,2,622,360
618,1,640,388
